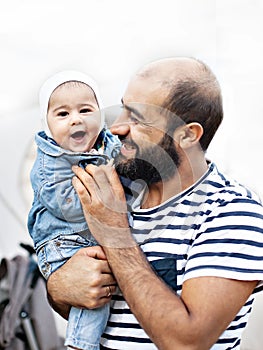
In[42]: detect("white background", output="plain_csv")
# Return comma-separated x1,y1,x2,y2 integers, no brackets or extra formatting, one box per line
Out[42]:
0,1,262,348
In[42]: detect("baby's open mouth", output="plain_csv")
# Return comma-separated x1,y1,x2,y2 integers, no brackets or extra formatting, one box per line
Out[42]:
71,131,86,140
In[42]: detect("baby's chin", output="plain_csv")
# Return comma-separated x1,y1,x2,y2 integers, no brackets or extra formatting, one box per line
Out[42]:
70,145,92,153
66,139,95,153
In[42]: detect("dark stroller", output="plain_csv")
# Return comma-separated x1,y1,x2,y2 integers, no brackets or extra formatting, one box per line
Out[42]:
0,243,65,350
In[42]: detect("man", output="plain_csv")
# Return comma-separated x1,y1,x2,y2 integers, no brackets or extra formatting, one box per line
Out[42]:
47,57,263,349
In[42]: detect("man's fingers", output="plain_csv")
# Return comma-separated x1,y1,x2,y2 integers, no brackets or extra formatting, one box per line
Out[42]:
73,164,126,215
75,246,107,260
81,163,124,197
87,164,126,207
83,164,113,194
105,164,126,199
72,165,108,205
101,284,117,300
72,174,93,207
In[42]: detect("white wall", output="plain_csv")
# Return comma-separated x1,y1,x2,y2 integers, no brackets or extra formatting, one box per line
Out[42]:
0,0,262,347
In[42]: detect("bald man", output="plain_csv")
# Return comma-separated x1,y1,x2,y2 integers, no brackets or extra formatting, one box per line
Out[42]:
47,57,263,350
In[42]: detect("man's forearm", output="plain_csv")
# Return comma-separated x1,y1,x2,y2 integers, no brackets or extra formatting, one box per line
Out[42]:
103,244,191,350
47,274,70,320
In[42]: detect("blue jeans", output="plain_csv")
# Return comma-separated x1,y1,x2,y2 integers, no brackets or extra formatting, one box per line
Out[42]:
65,304,109,350
37,234,109,350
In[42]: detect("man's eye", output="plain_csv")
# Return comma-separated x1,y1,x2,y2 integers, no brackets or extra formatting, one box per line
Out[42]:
57,111,68,117
129,114,139,124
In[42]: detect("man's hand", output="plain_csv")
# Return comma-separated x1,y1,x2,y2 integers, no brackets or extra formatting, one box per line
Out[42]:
47,246,116,319
72,163,136,248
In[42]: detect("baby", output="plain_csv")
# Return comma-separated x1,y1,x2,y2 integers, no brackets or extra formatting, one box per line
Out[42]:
27,70,121,350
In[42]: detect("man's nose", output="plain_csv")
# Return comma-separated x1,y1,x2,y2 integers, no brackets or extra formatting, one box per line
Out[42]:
110,119,131,136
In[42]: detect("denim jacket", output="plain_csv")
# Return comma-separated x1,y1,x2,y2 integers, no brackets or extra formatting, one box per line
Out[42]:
27,130,121,251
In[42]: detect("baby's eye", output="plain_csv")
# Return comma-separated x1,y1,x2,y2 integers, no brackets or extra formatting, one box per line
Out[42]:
80,108,93,114
57,111,68,117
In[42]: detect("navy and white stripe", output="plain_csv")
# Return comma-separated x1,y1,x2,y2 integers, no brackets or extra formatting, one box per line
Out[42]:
101,163,263,349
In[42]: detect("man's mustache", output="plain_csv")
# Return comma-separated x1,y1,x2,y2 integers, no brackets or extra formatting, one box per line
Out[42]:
118,136,138,151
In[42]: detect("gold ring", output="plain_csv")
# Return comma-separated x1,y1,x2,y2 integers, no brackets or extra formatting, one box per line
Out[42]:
106,286,111,297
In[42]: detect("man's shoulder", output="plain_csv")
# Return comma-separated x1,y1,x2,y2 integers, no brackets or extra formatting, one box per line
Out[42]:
205,163,262,206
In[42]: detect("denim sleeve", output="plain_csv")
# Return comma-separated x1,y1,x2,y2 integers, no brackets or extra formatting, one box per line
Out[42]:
38,179,85,222
35,154,85,223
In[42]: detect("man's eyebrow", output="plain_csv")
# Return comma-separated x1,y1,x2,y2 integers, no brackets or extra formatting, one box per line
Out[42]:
121,98,145,120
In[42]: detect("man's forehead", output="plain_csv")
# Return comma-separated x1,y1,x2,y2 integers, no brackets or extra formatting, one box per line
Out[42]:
123,74,170,107
121,58,192,116
133,57,199,91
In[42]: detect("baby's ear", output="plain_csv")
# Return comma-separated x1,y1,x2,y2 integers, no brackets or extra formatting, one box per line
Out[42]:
174,122,203,149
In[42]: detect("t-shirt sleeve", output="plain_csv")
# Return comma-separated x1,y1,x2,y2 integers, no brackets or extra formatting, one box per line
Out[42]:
183,197,263,292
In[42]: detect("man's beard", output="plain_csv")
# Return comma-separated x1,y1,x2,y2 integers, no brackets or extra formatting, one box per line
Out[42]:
114,133,180,185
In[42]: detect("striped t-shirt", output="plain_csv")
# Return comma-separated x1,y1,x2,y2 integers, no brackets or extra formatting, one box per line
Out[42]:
101,162,263,350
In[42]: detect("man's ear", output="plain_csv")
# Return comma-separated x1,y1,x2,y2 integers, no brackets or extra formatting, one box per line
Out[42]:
174,122,203,149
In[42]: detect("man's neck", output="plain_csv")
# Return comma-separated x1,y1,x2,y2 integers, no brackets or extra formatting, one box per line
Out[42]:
141,156,209,209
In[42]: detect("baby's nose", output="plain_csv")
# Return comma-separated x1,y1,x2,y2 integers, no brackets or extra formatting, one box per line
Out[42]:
70,112,82,125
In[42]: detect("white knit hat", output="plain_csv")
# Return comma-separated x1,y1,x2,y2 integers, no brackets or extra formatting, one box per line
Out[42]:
39,70,104,137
